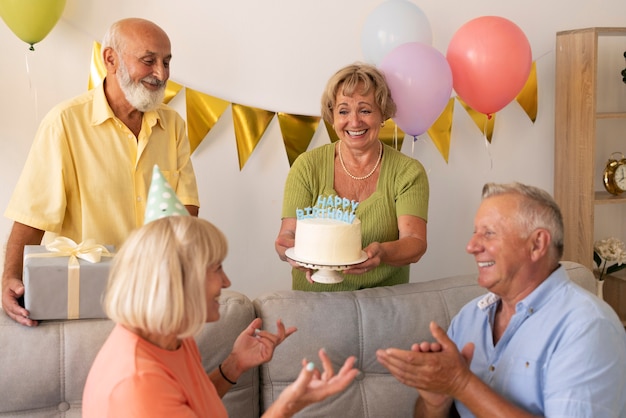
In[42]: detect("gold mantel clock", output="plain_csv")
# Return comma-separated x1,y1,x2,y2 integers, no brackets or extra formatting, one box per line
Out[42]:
603,152,626,195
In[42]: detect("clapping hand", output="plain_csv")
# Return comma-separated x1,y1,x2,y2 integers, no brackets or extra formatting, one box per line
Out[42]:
265,348,359,417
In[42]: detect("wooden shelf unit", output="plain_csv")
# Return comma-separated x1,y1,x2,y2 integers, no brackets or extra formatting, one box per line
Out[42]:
554,27,626,270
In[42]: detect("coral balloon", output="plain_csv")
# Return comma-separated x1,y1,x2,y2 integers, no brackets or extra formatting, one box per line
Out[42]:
446,16,531,115
361,0,432,65
0,0,66,50
379,42,453,137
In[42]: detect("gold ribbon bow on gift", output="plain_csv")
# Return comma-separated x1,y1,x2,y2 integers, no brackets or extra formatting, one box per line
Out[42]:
45,237,111,263
27,237,113,319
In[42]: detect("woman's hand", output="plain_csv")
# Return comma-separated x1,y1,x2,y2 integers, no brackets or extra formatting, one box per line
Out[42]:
264,348,359,418
275,218,297,262
342,242,381,275
275,217,317,283
221,318,297,382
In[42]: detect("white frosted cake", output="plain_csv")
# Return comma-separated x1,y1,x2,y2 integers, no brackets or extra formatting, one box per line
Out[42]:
293,217,362,265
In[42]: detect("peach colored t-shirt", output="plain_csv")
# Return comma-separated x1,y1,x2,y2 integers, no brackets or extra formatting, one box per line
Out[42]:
83,324,227,418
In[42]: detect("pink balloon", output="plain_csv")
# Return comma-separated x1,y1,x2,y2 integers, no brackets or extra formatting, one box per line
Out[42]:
379,42,453,137
447,16,532,115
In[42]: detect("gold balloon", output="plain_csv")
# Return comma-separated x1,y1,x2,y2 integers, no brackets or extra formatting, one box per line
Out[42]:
0,0,66,50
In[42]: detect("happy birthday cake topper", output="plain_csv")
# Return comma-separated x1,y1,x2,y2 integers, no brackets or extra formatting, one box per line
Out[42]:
296,194,359,224
144,165,190,224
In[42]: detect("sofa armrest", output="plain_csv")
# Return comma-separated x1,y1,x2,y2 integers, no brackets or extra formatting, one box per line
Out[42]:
561,261,596,294
195,290,259,418
0,312,114,417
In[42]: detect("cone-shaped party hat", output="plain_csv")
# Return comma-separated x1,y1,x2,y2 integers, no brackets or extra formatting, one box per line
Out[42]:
144,165,190,224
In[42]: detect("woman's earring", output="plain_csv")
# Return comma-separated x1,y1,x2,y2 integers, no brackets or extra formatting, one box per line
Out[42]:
381,120,385,127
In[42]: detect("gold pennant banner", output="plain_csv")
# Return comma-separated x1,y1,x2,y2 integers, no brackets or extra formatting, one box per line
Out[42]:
162,80,183,105
277,113,320,166
516,61,538,122
88,41,105,91
427,98,455,163
231,104,275,170
324,120,340,144
458,97,496,142
88,42,538,167
379,119,405,150
186,88,230,153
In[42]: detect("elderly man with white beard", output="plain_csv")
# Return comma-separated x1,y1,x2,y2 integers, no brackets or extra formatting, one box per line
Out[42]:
1,18,200,327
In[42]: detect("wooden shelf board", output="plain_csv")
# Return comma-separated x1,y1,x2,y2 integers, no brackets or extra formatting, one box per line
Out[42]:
595,191,626,204
597,112,626,119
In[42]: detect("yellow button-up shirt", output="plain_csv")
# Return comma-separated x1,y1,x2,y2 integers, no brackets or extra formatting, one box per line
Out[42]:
5,82,199,248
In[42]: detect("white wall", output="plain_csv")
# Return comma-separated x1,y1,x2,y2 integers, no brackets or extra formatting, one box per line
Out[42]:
1,0,625,299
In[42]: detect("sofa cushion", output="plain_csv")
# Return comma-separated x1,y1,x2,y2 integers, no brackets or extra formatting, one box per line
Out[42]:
253,274,486,417
0,290,256,418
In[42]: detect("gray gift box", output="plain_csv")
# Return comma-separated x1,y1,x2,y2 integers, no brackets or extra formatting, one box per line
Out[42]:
23,244,114,320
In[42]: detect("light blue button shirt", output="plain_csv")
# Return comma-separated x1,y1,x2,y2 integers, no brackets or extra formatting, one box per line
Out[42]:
448,264,626,417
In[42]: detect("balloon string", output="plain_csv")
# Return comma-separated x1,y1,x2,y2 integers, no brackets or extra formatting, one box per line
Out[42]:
482,118,493,170
394,123,398,150
410,134,432,176
25,52,39,122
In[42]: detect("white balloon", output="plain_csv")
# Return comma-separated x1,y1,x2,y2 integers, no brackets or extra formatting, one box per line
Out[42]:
361,0,433,65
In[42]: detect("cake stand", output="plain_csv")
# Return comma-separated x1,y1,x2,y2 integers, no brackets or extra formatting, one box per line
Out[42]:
285,249,368,284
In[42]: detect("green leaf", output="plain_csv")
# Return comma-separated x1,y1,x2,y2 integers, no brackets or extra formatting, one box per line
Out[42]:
606,263,626,275
594,251,602,269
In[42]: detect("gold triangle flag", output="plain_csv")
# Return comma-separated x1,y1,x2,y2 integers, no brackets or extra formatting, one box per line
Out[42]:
186,88,230,154
232,104,275,170
277,113,320,166
458,97,495,143
162,80,183,104
516,61,538,123
380,119,405,151
88,41,105,90
324,121,340,143
427,98,455,163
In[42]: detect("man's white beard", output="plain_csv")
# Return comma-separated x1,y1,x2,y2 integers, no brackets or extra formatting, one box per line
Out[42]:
117,59,165,112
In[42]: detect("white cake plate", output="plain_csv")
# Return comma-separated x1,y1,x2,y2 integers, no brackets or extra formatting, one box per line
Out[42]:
284,249,368,284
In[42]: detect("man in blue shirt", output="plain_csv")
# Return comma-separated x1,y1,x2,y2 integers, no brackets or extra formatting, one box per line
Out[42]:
377,182,626,417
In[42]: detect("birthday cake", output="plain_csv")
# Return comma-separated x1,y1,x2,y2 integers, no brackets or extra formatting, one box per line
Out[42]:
292,194,363,265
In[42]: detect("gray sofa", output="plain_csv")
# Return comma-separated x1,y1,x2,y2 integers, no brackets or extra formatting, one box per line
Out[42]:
0,262,596,418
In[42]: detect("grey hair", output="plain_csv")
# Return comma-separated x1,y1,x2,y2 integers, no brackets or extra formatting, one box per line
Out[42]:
101,20,126,54
482,182,564,259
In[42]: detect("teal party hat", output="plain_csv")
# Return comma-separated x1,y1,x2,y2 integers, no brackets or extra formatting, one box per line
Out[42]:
144,165,190,224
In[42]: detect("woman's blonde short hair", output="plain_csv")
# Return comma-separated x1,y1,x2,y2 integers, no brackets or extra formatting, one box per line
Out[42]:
104,216,228,339
320,63,397,125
